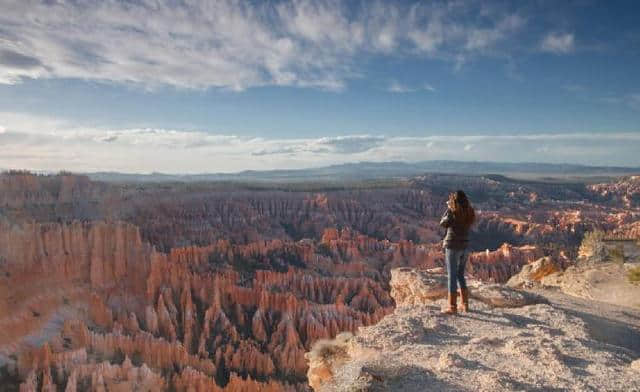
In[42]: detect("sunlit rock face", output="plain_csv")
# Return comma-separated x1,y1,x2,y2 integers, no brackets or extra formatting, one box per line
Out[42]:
589,176,640,208
0,221,397,391
467,243,544,283
2,172,639,390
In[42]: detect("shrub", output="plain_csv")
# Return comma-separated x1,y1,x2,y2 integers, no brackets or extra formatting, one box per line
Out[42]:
111,349,126,365
316,243,333,258
208,252,225,267
131,350,144,367
578,230,607,261
629,266,640,284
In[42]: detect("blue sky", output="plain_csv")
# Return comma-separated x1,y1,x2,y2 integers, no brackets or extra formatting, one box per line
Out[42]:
0,0,639,173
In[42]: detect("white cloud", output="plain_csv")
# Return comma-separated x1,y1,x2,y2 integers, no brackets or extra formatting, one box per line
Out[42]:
464,14,525,50
388,81,436,93
312,135,386,153
1,112,639,173
388,81,414,93
0,0,528,90
540,32,575,54
423,83,436,92
251,135,385,156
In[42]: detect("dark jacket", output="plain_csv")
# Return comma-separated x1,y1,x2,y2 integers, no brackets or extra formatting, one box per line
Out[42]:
439,208,470,249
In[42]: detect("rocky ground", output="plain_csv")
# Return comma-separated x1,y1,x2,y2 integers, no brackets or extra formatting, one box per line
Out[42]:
507,254,640,310
307,268,640,391
537,262,640,309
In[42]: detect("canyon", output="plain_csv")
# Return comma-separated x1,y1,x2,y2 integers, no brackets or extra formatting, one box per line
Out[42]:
0,172,639,390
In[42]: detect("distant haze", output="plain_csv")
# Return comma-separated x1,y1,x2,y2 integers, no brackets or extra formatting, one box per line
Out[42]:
77,161,639,184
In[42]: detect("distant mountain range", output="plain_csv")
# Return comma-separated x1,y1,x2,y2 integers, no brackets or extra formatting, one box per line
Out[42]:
83,160,640,183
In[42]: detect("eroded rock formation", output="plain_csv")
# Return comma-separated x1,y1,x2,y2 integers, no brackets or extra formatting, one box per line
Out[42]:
0,222,396,391
589,175,640,208
3,172,640,391
467,243,544,283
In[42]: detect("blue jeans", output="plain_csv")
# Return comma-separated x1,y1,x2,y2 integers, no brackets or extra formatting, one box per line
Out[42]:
445,248,468,293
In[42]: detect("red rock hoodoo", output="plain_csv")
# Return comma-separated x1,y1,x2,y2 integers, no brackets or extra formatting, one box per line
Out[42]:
2,172,635,390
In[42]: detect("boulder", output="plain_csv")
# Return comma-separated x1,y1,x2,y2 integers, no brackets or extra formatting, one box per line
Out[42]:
390,268,449,306
471,284,547,308
506,256,562,288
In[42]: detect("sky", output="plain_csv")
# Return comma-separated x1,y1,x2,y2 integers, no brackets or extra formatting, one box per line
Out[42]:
0,0,639,173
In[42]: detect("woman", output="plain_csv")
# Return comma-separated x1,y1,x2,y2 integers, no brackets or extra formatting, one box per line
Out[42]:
439,190,475,314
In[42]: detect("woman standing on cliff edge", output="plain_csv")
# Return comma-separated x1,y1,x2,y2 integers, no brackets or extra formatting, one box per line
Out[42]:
439,190,475,314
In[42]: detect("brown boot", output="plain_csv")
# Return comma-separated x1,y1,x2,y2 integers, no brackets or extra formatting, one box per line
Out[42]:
459,288,469,312
442,292,457,315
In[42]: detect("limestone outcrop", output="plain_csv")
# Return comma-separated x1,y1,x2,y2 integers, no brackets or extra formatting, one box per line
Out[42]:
0,220,152,292
389,267,546,308
506,256,564,288
538,262,640,309
307,268,640,391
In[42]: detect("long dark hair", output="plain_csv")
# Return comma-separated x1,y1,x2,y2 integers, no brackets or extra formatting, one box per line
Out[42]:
449,190,475,228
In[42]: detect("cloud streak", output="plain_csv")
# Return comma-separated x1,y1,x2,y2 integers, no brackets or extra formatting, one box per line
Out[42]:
388,81,436,93
540,32,575,54
1,112,639,173
0,0,532,90
600,93,640,111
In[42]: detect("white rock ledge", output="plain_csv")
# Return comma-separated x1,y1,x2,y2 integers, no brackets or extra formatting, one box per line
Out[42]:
307,268,640,391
